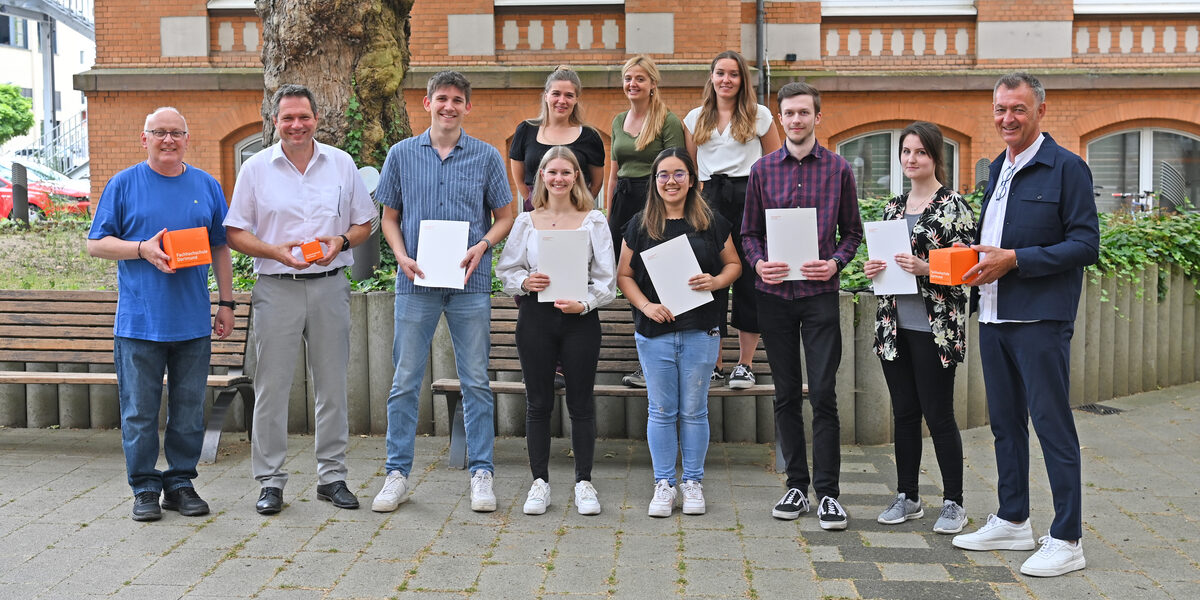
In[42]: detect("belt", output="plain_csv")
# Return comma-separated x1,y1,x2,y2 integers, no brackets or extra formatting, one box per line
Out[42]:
262,267,342,281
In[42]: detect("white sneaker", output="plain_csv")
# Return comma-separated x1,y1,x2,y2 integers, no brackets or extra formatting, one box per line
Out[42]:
574,481,601,516
469,470,497,512
952,514,1036,551
1020,536,1086,577
523,479,550,515
647,479,676,518
371,470,408,512
680,480,705,515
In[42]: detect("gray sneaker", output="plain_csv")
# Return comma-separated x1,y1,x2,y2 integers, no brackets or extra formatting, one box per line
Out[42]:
877,493,924,524
623,368,646,388
933,499,967,534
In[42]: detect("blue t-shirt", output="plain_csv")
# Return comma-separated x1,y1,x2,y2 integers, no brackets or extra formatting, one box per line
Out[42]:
88,162,229,342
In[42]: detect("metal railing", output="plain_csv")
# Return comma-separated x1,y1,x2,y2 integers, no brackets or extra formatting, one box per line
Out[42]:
20,113,89,177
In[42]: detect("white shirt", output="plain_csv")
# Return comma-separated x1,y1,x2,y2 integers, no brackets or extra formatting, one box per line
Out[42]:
494,210,616,312
225,140,375,275
978,133,1046,323
683,104,774,180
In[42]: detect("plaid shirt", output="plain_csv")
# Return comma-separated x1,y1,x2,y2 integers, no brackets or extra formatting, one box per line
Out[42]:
742,142,863,299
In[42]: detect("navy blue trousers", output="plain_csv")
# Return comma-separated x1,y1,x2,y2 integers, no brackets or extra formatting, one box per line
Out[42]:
979,321,1082,541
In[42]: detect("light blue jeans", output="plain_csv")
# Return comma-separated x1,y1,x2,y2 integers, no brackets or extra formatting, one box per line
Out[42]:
113,335,210,494
385,291,494,476
635,329,720,485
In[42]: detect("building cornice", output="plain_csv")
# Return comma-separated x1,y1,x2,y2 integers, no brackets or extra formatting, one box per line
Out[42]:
73,67,263,92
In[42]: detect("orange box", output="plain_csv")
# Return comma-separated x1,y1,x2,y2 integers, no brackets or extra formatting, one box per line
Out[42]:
162,227,212,270
928,247,978,285
300,240,325,263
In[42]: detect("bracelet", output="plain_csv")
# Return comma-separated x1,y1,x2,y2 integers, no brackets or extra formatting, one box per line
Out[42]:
479,238,492,251
639,301,651,311
136,240,143,259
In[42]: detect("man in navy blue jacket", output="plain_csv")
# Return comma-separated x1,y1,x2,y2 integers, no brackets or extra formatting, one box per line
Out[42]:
951,72,1099,578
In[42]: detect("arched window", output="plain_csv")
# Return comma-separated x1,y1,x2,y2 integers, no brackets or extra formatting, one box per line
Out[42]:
836,130,958,199
1086,128,1200,212
233,132,264,177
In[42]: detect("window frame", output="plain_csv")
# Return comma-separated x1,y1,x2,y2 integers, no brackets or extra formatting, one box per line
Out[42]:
1086,127,1200,207
233,132,264,176
836,129,960,198
821,0,975,16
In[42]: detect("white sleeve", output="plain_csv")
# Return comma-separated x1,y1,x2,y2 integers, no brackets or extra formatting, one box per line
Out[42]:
223,157,258,232
495,213,533,297
683,107,702,134
755,104,774,137
584,210,617,310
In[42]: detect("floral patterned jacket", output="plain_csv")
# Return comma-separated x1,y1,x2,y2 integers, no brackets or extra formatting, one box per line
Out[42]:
873,187,977,367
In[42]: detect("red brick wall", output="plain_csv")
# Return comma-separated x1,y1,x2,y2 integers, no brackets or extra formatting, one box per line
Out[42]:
977,0,1072,21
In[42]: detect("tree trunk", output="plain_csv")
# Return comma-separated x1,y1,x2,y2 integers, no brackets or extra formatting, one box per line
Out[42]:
257,0,413,166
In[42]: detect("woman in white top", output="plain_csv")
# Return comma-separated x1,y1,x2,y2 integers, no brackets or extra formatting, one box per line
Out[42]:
683,50,781,390
495,146,616,517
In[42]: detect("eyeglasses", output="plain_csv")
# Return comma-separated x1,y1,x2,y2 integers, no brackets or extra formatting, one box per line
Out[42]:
655,170,689,183
145,129,187,140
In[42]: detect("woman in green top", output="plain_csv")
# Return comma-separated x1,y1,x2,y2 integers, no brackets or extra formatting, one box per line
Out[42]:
605,54,686,266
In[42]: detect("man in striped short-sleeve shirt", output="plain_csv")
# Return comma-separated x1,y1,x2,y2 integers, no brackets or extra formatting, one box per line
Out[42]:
371,70,515,514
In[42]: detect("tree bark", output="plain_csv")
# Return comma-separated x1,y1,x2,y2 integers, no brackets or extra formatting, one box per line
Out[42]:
257,0,413,166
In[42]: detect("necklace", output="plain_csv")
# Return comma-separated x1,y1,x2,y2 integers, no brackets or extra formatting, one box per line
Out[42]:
906,190,936,214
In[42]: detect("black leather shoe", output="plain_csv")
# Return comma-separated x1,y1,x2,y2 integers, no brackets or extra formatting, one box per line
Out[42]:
132,491,162,522
256,487,284,515
162,487,210,516
316,480,360,509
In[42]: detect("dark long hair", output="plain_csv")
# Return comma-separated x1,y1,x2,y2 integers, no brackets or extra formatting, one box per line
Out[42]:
898,121,948,187
642,147,711,240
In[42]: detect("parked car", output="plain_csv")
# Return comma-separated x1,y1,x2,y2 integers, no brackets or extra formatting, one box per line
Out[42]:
0,162,90,218
0,174,69,222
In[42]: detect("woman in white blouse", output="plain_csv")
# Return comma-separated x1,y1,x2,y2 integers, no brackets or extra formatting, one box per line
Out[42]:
683,50,781,390
495,146,616,517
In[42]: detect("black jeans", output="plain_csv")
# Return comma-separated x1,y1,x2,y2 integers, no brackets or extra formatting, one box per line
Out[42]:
515,295,601,483
757,291,842,497
701,175,758,334
879,328,964,505
608,176,650,264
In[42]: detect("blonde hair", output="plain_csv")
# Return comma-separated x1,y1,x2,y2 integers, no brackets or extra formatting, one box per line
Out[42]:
642,147,711,240
692,51,758,146
529,146,595,212
527,65,585,127
622,55,671,151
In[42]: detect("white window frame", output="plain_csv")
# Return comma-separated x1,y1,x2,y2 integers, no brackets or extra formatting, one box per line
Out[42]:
494,0,623,6
1074,1,1200,14
207,0,255,9
233,132,263,176
821,0,975,17
1086,127,1200,199
836,130,960,197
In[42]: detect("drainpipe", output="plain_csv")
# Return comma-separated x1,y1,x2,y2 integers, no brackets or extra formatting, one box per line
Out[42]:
756,0,766,104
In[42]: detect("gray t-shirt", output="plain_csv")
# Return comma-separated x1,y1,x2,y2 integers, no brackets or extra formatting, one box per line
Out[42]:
895,213,931,332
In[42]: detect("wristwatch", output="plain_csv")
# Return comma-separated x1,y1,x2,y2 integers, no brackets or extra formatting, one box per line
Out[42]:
831,256,846,272
339,234,351,252
217,300,237,310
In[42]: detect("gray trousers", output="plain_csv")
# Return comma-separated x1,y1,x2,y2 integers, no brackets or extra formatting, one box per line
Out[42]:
250,273,351,489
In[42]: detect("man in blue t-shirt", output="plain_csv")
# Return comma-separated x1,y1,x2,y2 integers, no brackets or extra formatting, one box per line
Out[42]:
88,107,235,522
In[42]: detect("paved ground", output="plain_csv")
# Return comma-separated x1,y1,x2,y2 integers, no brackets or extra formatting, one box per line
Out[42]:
0,382,1197,600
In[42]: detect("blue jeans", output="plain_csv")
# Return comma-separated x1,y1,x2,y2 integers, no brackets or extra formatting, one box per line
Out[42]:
635,329,719,485
113,335,210,494
385,291,494,476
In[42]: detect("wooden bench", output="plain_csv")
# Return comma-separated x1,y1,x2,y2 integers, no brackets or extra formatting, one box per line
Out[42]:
432,296,789,470
0,289,254,463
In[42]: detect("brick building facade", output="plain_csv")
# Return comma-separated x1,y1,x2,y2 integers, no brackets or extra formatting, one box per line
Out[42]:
77,0,1200,211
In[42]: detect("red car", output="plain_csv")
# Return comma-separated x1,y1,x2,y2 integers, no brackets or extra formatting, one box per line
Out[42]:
0,174,62,222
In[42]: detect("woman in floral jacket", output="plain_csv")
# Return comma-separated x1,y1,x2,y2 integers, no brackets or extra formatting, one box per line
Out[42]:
864,121,977,535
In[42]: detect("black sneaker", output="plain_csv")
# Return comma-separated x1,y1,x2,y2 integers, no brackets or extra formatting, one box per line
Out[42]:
817,495,849,530
709,367,726,388
771,488,810,520
162,487,210,516
131,491,162,522
622,368,646,388
727,364,756,389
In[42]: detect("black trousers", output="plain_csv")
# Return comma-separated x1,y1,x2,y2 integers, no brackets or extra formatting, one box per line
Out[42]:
757,291,841,497
608,176,650,264
701,175,758,334
879,328,964,505
515,295,601,483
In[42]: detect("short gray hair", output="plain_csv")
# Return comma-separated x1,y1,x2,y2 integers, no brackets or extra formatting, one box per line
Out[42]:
271,84,318,118
144,106,187,131
994,72,1045,105
426,71,472,104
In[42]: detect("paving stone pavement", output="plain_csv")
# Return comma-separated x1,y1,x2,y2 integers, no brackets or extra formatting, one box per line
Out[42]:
0,382,1197,599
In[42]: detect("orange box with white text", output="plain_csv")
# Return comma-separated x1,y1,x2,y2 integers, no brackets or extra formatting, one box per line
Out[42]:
162,227,211,270
928,247,977,286
301,240,325,263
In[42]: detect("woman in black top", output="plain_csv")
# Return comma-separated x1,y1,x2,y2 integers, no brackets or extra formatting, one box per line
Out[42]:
617,147,740,518
509,65,606,213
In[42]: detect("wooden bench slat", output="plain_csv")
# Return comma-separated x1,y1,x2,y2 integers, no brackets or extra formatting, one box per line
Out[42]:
0,371,251,387
0,351,244,367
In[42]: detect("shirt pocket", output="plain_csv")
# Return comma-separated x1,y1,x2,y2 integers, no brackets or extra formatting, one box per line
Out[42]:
1013,187,1060,229
306,184,343,220
452,171,485,207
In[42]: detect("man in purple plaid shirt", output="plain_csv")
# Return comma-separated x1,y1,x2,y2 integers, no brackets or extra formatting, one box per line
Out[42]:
742,82,863,530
